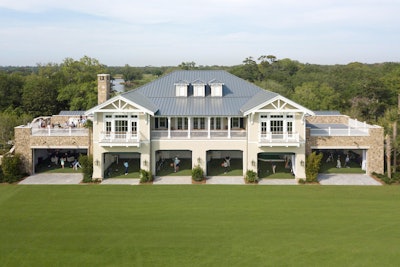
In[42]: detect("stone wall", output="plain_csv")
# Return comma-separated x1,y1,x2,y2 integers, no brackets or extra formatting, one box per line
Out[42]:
14,126,32,174
306,127,384,174
14,126,90,175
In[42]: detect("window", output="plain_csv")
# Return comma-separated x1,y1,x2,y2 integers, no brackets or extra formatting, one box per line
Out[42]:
270,120,283,133
158,117,167,128
211,117,222,130
115,120,128,133
105,121,111,133
261,121,267,134
287,121,293,133
131,121,137,134
103,113,139,135
193,117,205,129
231,118,244,129
259,113,295,134
177,117,188,130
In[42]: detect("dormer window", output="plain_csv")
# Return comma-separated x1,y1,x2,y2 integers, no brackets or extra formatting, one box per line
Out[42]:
209,79,224,97
192,79,206,97
175,80,188,97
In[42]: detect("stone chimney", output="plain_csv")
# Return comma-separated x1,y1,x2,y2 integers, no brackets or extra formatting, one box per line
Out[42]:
97,74,111,105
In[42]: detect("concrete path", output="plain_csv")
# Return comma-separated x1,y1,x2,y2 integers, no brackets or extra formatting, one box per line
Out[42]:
19,173,83,185
17,173,382,186
258,179,298,185
153,176,192,185
317,174,382,185
206,176,245,185
101,179,140,185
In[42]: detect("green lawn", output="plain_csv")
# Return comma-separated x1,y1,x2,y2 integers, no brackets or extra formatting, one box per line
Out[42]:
0,185,399,266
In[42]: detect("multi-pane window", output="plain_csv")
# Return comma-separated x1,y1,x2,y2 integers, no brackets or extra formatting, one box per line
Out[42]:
131,121,137,133
261,121,267,134
210,118,222,130
103,114,139,135
177,117,188,130
158,117,167,128
260,114,294,134
115,120,128,132
193,117,205,129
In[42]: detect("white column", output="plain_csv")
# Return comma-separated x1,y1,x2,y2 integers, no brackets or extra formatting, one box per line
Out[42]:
207,117,211,139
168,117,171,138
228,117,231,138
188,117,191,138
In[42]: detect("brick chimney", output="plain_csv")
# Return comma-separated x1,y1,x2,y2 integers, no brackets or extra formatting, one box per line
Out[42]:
97,74,111,105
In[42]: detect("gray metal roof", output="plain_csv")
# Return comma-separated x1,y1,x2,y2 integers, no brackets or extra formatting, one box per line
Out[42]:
313,110,342,116
58,111,86,116
121,70,278,116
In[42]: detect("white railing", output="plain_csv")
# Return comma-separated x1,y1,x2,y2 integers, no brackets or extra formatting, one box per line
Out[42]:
259,132,300,143
348,118,368,129
31,126,88,136
310,127,369,136
100,131,139,143
151,129,246,139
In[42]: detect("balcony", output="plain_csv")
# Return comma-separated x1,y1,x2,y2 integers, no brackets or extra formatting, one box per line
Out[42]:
99,131,140,147
151,129,246,139
259,132,301,147
31,126,88,137
308,123,369,136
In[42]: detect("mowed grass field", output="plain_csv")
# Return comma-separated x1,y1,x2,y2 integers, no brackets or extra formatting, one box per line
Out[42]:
0,185,399,267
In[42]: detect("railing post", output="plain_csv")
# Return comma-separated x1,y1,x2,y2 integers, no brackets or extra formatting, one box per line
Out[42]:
48,125,51,136
328,127,331,136
69,127,72,136
348,127,351,136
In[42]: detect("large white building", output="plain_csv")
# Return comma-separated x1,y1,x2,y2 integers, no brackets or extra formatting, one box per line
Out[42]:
15,70,384,179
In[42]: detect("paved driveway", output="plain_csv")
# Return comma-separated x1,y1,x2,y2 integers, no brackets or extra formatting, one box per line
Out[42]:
317,174,382,185
19,173,83,185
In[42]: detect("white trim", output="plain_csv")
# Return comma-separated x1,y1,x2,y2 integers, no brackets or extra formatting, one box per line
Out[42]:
85,95,155,116
310,146,370,149
243,95,314,116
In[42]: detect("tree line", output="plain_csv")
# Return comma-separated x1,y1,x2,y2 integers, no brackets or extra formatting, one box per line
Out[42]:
1,55,400,153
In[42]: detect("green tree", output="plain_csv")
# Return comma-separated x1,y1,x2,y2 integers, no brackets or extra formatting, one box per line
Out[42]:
292,82,339,110
22,74,58,117
0,109,32,146
122,64,143,82
57,56,106,111
305,152,323,183
1,153,24,183
0,72,25,110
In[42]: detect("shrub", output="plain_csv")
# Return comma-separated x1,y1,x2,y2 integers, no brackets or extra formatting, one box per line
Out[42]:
192,165,204,181
245,170,258,183
139,169,153,183
1,153,23,183
298,178,306,184
305,152,323,183
372,172,400,185
79,154,93,183
0,165,3,183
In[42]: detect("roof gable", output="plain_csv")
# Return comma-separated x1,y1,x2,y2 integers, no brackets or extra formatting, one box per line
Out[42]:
85,94,157,115
243,94,314,116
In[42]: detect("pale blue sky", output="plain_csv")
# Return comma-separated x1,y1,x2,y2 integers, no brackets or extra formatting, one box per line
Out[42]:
0,0,399,66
